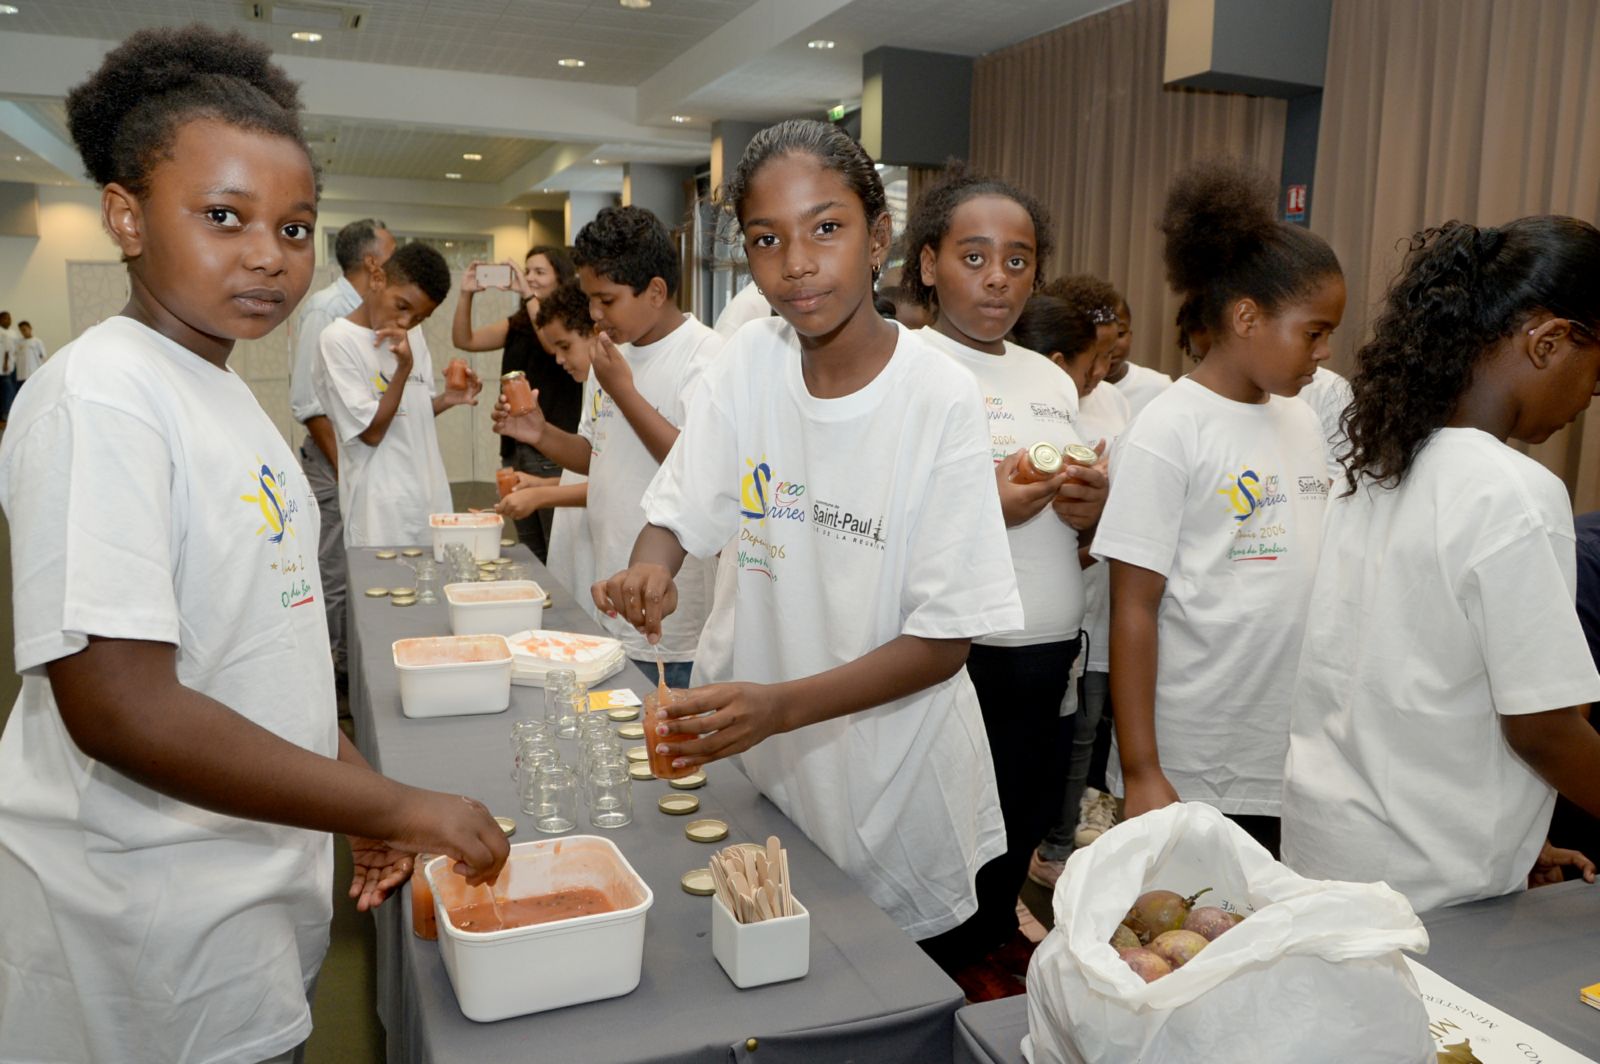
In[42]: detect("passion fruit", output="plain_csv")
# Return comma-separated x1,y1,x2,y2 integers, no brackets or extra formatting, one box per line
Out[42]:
1122,887,1212,944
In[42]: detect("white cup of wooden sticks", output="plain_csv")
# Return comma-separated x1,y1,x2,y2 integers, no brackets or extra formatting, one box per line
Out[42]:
709,835,810,988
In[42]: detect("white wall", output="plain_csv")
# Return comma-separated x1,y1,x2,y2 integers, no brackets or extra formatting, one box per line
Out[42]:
0,183,531,484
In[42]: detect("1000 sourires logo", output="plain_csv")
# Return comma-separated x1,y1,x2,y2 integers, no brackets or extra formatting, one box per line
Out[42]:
811,499,886,550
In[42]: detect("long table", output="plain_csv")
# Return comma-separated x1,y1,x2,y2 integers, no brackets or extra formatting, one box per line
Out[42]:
346,546,964,1064
951,878,1600,1064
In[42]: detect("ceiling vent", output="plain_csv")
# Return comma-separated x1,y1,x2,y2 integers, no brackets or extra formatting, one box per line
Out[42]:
243,2,367,31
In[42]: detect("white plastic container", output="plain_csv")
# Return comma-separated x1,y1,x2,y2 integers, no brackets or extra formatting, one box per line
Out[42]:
430,512,504,563
426,836,654,1022
507,629,627,688
393,634,512,719
445,581,547,636
711,893,810,989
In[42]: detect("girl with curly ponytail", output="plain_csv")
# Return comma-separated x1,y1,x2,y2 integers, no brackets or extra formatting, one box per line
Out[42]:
0,26,507,1063
1282,216,1600,913
1091,160,1345,854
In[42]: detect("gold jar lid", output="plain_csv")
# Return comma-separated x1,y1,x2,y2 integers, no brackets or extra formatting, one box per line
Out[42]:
657,793,700,816
1027,441,1064,475
500,537,517,547
390,595,417,607
624,746,649,763
492,557,514,567
628,763,655,781
668,771,707,791
375,550,398,560
478,572,499,582
400,547,424,558
364,587,390,598
493,816,517,837
685,818,729,843
616,723,645,740
1061,442,1099,466
606,707,640,722
680,868,716,896
501,370,527,381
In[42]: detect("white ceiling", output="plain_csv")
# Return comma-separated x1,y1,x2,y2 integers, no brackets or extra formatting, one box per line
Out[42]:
0,0,1125,204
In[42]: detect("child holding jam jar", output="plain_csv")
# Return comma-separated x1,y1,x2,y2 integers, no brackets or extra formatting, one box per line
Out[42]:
593,120,1022,966
0,27,506,1064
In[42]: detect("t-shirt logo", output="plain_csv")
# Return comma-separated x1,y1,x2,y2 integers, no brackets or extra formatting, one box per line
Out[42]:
241,462,296,544
372,369,390,395
1216,468,1287,523
740,457,806,522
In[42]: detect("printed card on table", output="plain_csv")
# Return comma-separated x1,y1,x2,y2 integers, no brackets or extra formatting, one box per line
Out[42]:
1405,957,1595,1063
588,689,642,712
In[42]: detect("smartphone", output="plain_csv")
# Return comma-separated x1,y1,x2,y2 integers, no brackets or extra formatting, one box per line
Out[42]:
477,263,512,289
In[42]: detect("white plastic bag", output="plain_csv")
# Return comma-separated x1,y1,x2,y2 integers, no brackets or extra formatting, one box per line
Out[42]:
1024,803,1434,1064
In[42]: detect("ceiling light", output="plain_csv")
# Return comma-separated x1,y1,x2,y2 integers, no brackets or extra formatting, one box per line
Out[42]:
620,0,651,7
462,152,483,161
444,172,463,180
807,39,835,50
592,159,607,165
0,5,19,13
670,115,691,124
558,57,586,68
873,163,884,171
290,30,322,42
13,155,22,162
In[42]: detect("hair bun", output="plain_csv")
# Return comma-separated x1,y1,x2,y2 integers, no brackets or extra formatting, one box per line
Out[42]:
1158,158,1279,296
1474,225,1506,262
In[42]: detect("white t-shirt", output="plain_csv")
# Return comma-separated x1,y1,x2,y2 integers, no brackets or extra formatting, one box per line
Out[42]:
1091,377,1329,814
289,275,361,426
642,317,1023,938
1076,382,1133,673
14,337,47,381
920,328,1086,647
1299,366,1353,482
0,316,338,1064
315,316,452,548
712,280,772,339
545,466,596,621
578,315,720,662
1112,360,1173,417
0,330,13,376
1282,429,1600,912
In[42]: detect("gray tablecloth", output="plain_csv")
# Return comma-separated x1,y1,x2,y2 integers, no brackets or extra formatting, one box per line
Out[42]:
346,546,964,1064
950,879,1600,1064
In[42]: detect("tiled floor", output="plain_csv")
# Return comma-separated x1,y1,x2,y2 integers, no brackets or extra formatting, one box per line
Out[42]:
0,481,500,1062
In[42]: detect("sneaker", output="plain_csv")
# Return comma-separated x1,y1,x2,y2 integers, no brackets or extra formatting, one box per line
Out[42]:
1027,847,1065,890
1074,788,1119,847
1015,898,1049,945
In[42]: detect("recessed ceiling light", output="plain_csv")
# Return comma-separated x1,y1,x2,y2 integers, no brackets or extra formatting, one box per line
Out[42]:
13,155,22,162
874,163,884,171
444,172,463,180
290,30,322,42
807,39,836,50
558,57,586,68
462,152,483,161
592,159,607,165
619,0,651,7
0,5,19,13
670,115,691,124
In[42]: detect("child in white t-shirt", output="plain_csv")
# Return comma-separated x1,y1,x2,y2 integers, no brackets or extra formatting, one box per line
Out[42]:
14,321,48,381
493,206,719,687
1010,286,1130,888
900,165,1107,971
1282,216,1600,912
1092,160,1345,854
0,29,506,1064
594,120,1022,948
315,241,480,548
496,282,598,616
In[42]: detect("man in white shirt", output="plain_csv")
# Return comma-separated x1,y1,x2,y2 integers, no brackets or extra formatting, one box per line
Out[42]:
0,311,16,427
13,322,47,382
289,218,395,681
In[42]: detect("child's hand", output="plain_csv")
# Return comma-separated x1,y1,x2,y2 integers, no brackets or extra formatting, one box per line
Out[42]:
441,365,482,408
491,390,546,445
652,682,787,770
1052,441,1110,531
495,485,548,520
593,563,678,642
381,790,509,890
374,326,413,373
1529,839,1597,888
345,835,418,912
995,450,1069,527
589,334,634,397
513,471,557,491
461,261,487,293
